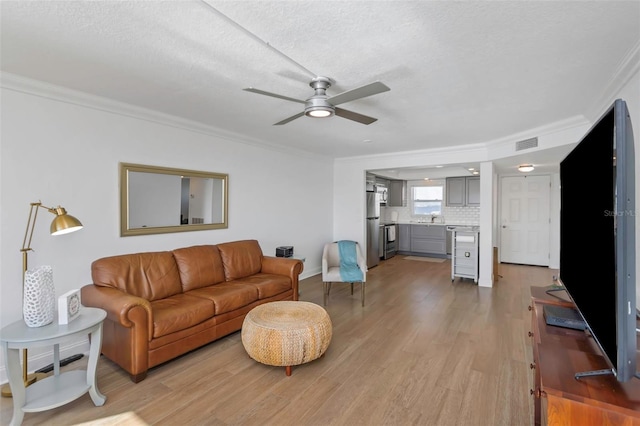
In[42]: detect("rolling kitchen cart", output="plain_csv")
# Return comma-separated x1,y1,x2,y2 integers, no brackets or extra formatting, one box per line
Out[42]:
451,228,479,283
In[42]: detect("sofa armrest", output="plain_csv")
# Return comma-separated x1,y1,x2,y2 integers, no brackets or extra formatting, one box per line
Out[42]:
262,256,304,276
261,256,304,300
81,285,153,339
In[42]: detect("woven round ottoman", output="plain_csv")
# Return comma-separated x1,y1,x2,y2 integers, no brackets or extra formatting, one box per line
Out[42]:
241,301,332,376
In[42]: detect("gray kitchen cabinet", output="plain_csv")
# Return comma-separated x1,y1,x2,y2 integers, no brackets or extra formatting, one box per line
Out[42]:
398,224,410,252
387,180,407,207
375,176,389,187
446,177,466,206
466,176,480,206
366,173,376,191
410,224,446,255
446,176,479,206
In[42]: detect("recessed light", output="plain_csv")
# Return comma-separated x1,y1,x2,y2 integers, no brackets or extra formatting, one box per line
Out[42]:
363,139,373,143
472,171,479,175
435,165,443,168
468,168,475,171
423,178,430,181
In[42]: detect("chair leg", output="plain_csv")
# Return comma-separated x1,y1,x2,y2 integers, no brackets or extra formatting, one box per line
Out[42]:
350,282,354,295
323,282,332,306
361,282,365,307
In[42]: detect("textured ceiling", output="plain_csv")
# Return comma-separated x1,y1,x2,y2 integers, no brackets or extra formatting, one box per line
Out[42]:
1,1,639,169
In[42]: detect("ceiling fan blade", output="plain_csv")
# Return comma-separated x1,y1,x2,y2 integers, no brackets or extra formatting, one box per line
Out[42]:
274,112,305,125
243,88,306,104
335,107,378,125
327,81,390,106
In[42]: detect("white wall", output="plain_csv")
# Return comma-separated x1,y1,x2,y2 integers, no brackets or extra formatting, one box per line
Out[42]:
478,161,494,287
549,173,560,270
0,84,333,378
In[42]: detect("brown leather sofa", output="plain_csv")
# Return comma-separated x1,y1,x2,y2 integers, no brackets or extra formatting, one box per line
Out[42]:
81,240,303,383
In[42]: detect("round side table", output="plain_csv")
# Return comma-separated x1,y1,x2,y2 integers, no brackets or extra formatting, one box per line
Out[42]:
1,307,107,426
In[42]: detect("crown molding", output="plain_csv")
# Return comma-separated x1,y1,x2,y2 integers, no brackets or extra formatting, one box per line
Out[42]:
586,40,640,120
337,114,588,167
0,72,331,162
486,115,588,153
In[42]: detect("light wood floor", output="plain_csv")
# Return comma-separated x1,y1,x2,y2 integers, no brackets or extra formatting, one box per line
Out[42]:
1,256,557,426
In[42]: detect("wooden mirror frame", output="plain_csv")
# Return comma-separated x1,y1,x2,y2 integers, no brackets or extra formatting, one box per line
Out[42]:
120,162,228,236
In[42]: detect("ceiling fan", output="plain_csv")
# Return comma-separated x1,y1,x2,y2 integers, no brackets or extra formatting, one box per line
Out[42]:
243,76,390,125
200,2,390,125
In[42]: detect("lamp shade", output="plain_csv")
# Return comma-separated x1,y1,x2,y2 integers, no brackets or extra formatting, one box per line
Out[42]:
49,207,83,235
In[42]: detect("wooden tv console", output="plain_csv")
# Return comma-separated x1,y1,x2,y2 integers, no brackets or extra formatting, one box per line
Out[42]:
529,286,640,425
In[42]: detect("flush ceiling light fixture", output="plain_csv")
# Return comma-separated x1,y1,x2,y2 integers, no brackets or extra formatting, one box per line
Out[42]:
518,164,535,172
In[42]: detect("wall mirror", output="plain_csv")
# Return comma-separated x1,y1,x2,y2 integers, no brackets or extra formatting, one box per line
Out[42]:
120,162,228,236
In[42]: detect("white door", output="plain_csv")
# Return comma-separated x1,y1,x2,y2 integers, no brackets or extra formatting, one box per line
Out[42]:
500,175,550,266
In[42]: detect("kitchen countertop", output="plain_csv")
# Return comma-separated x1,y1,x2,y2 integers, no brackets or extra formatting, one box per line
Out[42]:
386,221,479,227
384,223,480,233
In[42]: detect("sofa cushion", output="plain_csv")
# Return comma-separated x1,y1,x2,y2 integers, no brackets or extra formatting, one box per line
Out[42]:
173,245,226,292
187,282,258,315
91,251,182,301
150,294,215,338
217,240,263,281
232,273,292,299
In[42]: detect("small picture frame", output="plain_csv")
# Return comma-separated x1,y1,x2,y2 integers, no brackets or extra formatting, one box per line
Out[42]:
58,289,81,324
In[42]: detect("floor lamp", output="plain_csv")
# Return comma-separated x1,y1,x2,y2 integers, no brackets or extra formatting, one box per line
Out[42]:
0,201,83,398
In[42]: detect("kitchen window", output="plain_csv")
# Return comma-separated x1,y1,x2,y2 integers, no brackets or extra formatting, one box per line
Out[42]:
411,185,443,216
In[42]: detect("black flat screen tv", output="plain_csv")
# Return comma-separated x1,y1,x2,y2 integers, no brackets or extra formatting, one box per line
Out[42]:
559,98,636,382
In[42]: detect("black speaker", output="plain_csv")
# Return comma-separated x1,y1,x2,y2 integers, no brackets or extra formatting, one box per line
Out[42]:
276,246,294,257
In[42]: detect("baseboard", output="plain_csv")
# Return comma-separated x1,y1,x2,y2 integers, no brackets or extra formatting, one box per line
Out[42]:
300,266,320,280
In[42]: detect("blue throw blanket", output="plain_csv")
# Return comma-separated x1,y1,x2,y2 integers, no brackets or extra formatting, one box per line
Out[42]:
338,240,364,282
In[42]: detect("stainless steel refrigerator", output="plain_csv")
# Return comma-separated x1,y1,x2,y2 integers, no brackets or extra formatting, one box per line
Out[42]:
366,192,380,268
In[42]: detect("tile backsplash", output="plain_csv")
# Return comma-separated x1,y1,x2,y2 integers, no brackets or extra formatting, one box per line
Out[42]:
381,205,479,225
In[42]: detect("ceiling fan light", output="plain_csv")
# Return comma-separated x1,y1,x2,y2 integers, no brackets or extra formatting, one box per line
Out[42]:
518,164,535,173
304,104,334,118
